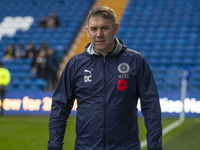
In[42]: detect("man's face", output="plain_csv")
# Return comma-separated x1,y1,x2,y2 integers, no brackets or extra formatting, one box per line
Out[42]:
86,16,119,56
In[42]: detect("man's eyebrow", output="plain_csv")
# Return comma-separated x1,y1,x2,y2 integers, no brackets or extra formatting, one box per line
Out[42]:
90,26,97,29
90,25,110,29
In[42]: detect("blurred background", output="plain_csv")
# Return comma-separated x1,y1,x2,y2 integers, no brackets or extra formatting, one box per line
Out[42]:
0,0,199,116
0,0,200,149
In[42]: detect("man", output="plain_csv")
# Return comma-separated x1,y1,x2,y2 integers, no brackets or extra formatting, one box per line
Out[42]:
48,6,162,150
0,63,11,116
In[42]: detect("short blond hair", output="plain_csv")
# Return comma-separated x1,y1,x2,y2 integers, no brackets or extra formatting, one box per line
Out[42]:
87,6,116,27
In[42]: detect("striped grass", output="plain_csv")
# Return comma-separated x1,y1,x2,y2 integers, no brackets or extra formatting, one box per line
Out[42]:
0,116,199,150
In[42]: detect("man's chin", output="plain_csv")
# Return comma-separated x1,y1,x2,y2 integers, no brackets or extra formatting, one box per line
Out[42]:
94,46,106,53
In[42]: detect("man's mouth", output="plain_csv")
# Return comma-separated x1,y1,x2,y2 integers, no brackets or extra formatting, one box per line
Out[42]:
96,41,105,45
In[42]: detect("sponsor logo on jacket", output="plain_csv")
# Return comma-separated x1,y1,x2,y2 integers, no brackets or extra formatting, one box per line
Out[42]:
84,68,93,82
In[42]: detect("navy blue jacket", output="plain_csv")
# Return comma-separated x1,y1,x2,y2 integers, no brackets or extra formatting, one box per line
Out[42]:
48,38,162,150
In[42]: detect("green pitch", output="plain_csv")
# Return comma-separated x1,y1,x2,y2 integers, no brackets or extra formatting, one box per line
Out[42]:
0,116,199,150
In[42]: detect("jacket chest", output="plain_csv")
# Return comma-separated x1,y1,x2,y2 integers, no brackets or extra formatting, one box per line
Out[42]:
74,58,138,102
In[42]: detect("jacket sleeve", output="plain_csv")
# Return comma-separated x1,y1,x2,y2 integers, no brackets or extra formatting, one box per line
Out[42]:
137,55,162,150
48,59,75,150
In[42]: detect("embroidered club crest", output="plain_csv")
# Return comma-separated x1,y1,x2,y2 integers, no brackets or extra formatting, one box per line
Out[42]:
117,63,130,74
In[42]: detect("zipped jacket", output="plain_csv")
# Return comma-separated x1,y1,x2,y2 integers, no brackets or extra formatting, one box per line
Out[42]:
48,38,162,150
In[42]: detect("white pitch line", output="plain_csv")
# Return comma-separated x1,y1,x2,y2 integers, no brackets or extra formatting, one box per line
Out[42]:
163,119,184,136
141,119,184,148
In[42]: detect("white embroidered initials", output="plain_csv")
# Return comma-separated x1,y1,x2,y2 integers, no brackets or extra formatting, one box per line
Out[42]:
84,69,93,82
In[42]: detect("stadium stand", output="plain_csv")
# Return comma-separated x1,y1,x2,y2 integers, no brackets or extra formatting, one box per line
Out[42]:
0,0,95,91
117,0,200,94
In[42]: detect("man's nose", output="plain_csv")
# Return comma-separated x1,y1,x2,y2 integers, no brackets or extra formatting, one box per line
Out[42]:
97,29,103,37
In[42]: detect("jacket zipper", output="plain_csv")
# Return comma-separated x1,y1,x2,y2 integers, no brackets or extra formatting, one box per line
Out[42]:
103,56,107,150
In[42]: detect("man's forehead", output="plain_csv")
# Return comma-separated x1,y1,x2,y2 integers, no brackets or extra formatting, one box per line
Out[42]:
88,16,112,27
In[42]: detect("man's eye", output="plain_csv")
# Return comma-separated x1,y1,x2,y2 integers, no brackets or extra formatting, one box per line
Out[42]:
102,27,109,30
90,28,97,31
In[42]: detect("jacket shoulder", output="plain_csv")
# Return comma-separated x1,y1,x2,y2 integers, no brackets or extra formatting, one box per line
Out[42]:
122,48,150,71
69,52,86,61
123,48,145,60
67,52,88,65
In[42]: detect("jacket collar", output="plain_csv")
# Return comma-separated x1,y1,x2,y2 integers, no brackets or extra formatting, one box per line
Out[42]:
85,37,126,57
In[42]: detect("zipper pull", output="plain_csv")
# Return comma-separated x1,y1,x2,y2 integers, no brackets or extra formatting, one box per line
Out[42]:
104,56,106,62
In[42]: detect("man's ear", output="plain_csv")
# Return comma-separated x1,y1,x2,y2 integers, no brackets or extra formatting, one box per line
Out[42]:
86,26,90,38
114,23,119,35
